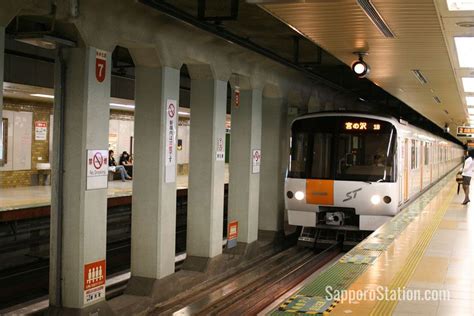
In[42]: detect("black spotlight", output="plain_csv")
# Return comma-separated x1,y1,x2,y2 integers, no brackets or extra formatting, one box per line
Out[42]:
351,52,370,78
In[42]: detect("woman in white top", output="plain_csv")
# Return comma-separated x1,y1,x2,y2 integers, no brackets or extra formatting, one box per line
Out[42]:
461,150,474,204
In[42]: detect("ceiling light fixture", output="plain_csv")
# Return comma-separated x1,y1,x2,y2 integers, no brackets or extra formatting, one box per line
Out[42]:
462,77,474,92
447,0,474,11
454,37,474,68
467,96,474,105
30,93,54,99
352,52,370,78
110,103,135,109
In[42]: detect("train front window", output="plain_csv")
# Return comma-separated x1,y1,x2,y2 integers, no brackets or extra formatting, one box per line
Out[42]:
288,116,397,182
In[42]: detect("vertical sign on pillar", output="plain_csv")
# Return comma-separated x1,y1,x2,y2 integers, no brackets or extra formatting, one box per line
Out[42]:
86,150,109,190
227,220,238,248
234,88,240,108
95,50,107,83
84,260,106,304
165,99,177,183
216,137,225,161
252,149,261,174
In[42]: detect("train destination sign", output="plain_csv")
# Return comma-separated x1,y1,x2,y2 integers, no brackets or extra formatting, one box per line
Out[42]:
344,121,381,131
457,126,474,137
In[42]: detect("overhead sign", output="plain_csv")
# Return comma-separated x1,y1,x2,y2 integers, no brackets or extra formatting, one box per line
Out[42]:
216,137,225,161
227,220,238,248
165,99,177,183
457,126,474,137
35,121,47,141
84,259,106,305
95,49,107,83
252,149,261,174
86,150,108,190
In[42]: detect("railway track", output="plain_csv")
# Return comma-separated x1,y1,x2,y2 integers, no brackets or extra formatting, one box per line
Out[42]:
151,244,342,315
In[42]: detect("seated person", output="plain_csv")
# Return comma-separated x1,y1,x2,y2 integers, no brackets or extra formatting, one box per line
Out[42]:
109,150,132,181
119,151,132,166
119,151,133,176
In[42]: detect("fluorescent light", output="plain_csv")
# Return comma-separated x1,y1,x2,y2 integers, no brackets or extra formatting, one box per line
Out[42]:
31,93,54,99
109,103,135,109
455,37,474,68
447,0,474,10
178,111,190,116
462,77,474,92
467,97,474,105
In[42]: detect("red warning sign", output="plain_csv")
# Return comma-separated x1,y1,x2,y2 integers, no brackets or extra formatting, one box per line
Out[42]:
95,50,107,83
84,260,106,290
228,220,238,240
92,152,104,170
84,259,106,304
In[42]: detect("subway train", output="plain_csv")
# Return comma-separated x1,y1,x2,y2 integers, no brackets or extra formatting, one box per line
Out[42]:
285,112,463,246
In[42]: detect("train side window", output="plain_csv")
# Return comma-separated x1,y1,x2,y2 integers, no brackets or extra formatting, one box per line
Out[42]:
411,140,417,170
424,143,429,165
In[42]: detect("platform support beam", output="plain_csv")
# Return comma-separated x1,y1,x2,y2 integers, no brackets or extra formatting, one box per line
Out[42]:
228,88,262,243
49,46,111,308
131,66,179,279
187,77,227,258
258,96,286,232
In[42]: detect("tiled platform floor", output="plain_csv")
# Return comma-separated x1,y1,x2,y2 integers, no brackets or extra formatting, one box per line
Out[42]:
0,165,229,212
332,178,474,315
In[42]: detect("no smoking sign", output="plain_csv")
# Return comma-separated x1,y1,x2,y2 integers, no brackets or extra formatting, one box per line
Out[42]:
87,150,108,190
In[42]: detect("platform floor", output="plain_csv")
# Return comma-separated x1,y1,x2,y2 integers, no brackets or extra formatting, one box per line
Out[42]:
271,170,474,316
0,165,229,212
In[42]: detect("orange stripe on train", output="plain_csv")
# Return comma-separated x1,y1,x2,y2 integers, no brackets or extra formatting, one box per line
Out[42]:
306,179,334,205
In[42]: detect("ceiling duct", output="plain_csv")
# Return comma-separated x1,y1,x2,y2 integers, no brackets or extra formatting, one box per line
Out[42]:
357,0,395,38
411,69,428,85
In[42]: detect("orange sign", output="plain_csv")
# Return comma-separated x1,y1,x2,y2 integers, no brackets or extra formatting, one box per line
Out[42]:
306,179,334,205
457,126,474,137
84,260,106,291
228,220,238,240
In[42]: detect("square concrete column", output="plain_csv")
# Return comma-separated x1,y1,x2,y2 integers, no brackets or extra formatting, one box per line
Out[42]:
0,26,4,117
49,46,111,308
258,97,286,232
228,88,262,243
187,79,227,258
131,66,179,279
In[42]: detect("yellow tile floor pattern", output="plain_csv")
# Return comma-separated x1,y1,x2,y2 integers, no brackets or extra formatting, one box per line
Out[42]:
329,177,474,316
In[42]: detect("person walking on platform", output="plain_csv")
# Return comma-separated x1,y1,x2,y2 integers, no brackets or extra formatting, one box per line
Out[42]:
109,150,132,182
461,149,474,205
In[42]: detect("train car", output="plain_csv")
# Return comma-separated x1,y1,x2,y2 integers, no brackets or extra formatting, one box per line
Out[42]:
285,112,464,247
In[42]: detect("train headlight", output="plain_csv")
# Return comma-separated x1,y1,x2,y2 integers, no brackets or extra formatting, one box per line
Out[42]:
294,191,305,201
370,195,381,205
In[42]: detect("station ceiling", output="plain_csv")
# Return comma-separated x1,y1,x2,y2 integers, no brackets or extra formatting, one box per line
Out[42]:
251,0,474,134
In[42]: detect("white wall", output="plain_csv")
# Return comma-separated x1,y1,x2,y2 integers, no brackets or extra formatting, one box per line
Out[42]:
0,110,32,171
109,119,134,157
177,123,190,164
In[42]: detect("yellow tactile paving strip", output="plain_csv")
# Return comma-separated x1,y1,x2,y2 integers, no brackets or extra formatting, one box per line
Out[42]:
330,177,458,316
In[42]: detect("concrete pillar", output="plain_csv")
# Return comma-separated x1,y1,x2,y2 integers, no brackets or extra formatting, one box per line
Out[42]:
187,78,227,258
228,88,262,243
49,46,111,308
0,26,4,117
258,97,286,232
131,66,179,279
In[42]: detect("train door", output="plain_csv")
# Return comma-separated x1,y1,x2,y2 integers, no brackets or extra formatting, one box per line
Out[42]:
429,143,433,184
403,138,409,201
420,141,424,191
